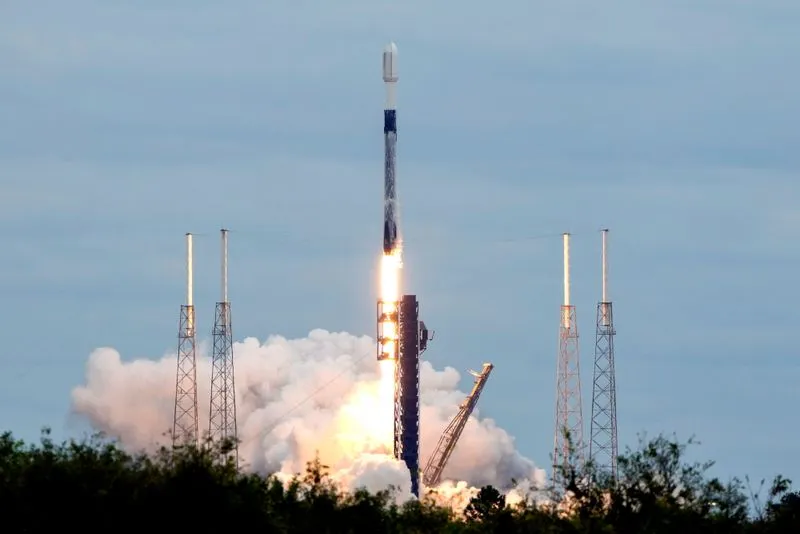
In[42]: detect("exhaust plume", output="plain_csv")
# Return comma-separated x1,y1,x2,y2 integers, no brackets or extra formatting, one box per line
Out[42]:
71,329,545,502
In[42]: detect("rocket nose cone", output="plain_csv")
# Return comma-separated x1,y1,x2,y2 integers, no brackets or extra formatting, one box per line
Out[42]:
382,42,398,82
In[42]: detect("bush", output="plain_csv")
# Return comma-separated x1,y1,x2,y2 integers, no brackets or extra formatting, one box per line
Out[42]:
0,428,797,533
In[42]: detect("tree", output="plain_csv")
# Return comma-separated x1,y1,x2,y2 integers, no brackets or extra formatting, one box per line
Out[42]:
0,427,796,532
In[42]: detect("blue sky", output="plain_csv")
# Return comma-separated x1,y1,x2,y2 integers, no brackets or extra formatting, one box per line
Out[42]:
1,1,799,485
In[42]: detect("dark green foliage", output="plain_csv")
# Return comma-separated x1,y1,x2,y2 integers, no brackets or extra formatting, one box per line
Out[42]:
0,427,797,533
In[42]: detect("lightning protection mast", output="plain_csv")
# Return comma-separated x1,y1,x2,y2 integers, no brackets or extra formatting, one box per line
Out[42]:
422,363,494,488
553,232,584,483
209,228,238,462
589,229,618,480
173,233,199,447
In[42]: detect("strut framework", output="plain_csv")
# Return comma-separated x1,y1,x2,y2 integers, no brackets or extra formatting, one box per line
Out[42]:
423,363,494,487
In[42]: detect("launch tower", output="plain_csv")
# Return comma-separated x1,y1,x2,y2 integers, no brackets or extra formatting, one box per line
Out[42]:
395,295,430,497
553,232,584,480
589,229,618,479
209,228,238,461
173,233,199,447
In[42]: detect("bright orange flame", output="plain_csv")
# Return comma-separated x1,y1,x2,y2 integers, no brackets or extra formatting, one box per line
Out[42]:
380,251,401,301
332,360,396,455
376,250,401,450
377,358,395,435
295,251,404,466
378,252,401,360
314,323,399,458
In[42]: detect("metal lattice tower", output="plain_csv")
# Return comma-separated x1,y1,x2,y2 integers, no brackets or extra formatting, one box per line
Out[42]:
173,233,199,447
423,363,494,487
589,229,618,479
209,228,238,461
395,295,430,498
553,232,584,479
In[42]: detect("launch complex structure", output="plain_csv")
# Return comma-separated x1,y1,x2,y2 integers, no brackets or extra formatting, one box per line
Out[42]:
375,42,430,498
210,229,239,462
170,42,496,495
172,229,239,462
375,42,496,496
168,40,617,496
423,363,494,487
173,233,198,446
553,230,619,483
589,229,618,479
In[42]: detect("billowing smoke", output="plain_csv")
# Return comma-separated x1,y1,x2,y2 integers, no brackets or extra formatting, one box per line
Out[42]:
71,329,546,503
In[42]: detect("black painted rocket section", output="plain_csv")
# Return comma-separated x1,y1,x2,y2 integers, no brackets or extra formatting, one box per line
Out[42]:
383,109,398,254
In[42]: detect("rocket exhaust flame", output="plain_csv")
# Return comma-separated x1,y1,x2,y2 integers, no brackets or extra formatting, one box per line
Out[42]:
377,252,401,361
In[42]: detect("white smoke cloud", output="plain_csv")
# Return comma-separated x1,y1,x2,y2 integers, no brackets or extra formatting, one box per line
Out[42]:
70,329,546,505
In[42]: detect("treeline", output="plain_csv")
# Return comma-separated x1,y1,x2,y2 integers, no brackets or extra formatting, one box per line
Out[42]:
0,429,797,533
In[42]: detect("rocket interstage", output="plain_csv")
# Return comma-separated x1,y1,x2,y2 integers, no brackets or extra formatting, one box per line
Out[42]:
383,41,399,256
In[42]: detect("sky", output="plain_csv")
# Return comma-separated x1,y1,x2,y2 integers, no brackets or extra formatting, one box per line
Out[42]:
1,0,799,486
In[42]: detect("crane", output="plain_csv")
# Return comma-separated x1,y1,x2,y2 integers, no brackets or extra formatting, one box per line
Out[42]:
422,362,494,487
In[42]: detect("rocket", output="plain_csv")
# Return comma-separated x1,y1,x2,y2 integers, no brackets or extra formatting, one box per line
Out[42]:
383,42,399,255
376,42,400,363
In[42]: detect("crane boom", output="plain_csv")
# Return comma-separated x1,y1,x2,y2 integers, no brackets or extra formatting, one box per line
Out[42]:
422,362,494,487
